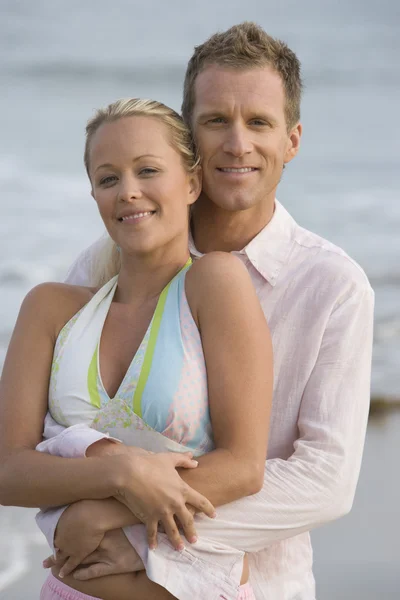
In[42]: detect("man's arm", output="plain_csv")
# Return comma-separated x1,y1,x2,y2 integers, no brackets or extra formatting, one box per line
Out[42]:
179,284,374,550
64,234,109,286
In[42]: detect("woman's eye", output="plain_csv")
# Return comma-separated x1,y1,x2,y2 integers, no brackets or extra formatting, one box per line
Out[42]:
139,168,158,175
99,175,117,185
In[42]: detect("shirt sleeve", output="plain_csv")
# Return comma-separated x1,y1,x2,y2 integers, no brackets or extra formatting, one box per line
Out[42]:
37,411,121,458
183,284,375,551
64,234,108,286
35,412,120,550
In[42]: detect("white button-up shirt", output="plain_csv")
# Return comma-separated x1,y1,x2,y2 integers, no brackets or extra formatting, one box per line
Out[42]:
38,200,374,600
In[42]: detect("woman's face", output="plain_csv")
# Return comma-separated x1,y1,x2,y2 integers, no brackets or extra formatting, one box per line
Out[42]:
89,115,200,257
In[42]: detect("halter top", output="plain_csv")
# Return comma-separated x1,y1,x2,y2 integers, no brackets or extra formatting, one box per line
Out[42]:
48,262,214,456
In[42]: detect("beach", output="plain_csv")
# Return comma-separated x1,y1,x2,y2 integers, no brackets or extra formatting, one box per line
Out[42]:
1,0,399,597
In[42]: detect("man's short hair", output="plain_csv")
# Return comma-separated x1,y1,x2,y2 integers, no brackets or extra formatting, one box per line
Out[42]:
182,22,303,131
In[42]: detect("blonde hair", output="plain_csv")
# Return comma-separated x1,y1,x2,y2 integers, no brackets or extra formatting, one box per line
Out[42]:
182,22,303,131
84,98,199,287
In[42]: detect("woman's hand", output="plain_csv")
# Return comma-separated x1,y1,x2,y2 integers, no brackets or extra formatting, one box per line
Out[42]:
114,451,216,550
50,500,107,578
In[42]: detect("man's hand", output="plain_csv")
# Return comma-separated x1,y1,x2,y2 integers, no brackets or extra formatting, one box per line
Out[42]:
43,529,143,581
49,500,106,578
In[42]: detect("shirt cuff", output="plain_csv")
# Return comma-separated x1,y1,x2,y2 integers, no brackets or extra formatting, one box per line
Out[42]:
36,506,68,551
36,424,121,458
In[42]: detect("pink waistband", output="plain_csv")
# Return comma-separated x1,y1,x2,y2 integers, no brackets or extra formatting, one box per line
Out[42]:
40,574,101,600
42,572,255,600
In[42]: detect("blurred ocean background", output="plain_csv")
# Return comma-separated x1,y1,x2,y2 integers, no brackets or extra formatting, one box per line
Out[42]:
0,0,399,598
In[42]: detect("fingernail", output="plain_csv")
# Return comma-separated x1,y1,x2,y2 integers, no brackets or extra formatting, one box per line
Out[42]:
211,511,217,518
149,544,156,551
192,460,198,466
175,544,184,552
58,572,64,579
190,536,198,544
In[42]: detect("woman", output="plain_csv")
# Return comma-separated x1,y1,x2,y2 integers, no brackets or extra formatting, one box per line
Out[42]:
0,99,273,600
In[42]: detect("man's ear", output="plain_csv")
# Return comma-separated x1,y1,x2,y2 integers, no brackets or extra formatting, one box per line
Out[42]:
284,122,302,165
188,166,202,205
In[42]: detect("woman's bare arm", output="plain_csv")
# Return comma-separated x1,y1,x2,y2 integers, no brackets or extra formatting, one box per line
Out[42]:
0,283,123,506
184,251,273,505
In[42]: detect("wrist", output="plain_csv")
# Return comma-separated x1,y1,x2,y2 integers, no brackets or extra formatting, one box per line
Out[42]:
86,438,121,458
111,453,142,496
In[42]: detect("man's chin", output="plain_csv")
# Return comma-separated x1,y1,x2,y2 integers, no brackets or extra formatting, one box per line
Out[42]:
210,195,261,213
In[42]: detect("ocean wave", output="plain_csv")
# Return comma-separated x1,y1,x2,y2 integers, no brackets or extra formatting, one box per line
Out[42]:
2,61,186,86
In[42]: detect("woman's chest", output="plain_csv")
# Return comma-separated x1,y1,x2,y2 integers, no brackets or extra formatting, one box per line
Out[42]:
99,303,156,399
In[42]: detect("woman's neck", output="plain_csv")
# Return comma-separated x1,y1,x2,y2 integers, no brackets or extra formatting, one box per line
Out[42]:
115,243,190,306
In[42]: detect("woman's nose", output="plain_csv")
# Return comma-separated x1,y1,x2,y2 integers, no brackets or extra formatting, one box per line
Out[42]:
118,176,143,202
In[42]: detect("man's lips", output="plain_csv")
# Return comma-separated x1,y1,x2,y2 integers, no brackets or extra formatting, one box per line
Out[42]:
216,167,258,173
117,210,155,222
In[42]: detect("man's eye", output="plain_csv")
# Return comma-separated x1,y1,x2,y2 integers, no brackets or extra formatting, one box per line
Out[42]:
99,175,117,185
251,119,267,126
208,117,226,124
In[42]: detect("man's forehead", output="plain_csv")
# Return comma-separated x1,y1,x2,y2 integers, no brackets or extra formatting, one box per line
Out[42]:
193,64,285,115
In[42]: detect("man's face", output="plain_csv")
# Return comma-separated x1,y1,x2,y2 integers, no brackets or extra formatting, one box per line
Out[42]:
192,65,301,213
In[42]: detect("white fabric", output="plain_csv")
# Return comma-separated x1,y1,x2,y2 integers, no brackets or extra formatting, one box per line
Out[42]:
39,200,374,600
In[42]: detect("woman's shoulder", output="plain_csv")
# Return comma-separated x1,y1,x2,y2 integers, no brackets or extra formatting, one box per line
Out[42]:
185,252,253,318
20,282,96,335
24,281,95,308
187,251,250,289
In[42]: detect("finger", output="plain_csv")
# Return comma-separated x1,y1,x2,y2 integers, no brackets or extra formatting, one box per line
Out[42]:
42,555,56,569
73,563,113,581
186,503,197,516
59,555,85,579
175,506,197,544
162,515,184,551
80,550,101,564
43,554,66,569
146,520,158,550
187,489,216,519
170,452,198,469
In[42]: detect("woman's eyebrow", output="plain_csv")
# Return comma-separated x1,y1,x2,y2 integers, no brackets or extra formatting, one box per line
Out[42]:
94,155,164,173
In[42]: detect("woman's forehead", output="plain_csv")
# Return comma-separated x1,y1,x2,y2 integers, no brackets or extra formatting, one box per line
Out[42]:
90,117,176,161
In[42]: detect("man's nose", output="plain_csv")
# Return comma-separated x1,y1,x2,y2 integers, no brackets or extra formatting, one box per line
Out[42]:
222,125,253,157
118,175,142,202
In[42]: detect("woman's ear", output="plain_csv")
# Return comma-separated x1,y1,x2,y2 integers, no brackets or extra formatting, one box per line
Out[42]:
187,166,202,205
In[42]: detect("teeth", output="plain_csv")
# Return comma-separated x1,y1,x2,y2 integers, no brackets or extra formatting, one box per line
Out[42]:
121,211,153,221
219,167,255,173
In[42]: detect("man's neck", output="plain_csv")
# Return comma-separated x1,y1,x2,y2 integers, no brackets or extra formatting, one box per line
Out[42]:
191,195,275,253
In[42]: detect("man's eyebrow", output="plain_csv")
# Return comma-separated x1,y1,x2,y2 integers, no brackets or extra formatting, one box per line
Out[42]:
196,111,225,122
94,155,164,174
196,111,278,125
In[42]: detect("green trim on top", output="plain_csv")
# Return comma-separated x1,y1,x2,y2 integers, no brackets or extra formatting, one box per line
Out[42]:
87,344,101,408
132,283,170,418
132,258,192,417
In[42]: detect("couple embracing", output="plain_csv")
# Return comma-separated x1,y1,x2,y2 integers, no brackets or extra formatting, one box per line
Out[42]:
0,22,374,600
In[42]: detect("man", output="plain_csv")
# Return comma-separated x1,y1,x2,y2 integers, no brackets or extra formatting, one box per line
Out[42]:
40,22,374,599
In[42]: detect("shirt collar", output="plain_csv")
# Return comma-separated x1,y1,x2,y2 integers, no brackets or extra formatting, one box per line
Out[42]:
189,200,296,286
